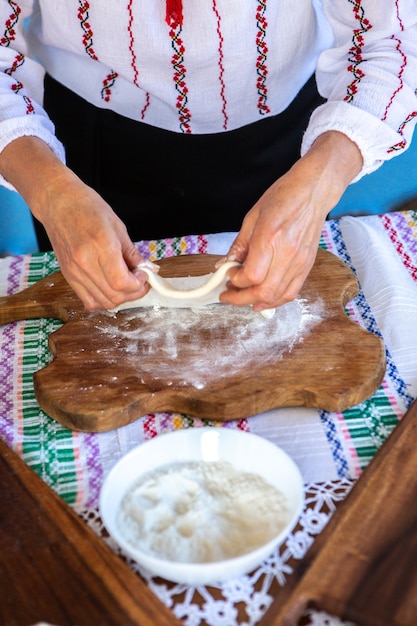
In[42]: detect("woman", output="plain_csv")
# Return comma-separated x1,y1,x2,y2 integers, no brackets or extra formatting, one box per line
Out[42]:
0,1,415,312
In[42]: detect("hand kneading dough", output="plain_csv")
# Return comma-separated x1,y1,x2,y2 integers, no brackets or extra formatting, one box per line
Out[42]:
112,261,276,318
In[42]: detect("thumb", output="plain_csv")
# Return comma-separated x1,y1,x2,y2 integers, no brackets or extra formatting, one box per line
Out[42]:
122,239,145,271
225,211,258,264
226,232,249,264
216,220,253,289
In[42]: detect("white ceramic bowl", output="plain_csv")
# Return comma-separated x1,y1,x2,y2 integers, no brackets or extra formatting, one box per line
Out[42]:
99,427,304,585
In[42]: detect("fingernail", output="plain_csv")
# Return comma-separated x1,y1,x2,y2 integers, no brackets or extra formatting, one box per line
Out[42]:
135,260,160,274
214,256,227,269
215,254,240,269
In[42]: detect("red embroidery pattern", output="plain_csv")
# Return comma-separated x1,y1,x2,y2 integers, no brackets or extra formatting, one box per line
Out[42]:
237,419,250,432
143,414,158,439
382,34,407,123
255,0,270,116
77,0,98,61
5,49,23,78
126,1,150,118
212,0,228,130
197,235,208,254
23,93,35,114
387,110,417,153
380,213,417,282
395,0,405,31
0,0,21,46
167,15,192,133
383,3,412,154
344,0,373,103
166,0,183,28
101,71,118,102
5,52,34,114
127,0,139,87
141,92,151,120
381,3,407,127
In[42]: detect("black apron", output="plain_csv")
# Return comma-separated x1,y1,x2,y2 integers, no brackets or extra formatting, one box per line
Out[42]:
36,73,324,251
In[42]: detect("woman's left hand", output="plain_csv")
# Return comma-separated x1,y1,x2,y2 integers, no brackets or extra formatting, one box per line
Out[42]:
220,131,363,312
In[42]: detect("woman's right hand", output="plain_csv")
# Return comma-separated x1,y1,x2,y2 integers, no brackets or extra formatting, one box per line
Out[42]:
0,136,149,310
39,174,150,310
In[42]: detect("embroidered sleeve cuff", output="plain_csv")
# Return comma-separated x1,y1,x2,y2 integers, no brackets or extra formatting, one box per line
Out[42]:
301,101,412,182
0,117,65,190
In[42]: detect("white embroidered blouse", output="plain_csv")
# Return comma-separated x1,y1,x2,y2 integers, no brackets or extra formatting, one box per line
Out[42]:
0,0,416,184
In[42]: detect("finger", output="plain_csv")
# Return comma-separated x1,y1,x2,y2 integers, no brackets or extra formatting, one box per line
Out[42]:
224,212,277,290
93,263,148,310
220,271,301,311
58,244,148,311
98,251,147,297
220,243,308,309
224,232,250,265
219,207,259,268
121,240,145,272
63,272,122,311
228,232,276,291
72,269,148,311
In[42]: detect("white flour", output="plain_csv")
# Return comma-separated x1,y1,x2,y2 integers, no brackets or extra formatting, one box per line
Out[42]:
117,460,289,563
97,299,323,389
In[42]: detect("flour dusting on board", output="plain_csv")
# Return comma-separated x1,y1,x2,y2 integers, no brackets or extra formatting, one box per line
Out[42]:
96,299,323,389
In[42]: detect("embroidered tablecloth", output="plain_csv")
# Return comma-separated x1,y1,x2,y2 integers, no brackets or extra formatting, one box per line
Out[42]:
1,210,417,626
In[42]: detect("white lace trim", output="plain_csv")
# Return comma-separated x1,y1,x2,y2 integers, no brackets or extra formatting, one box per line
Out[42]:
79,479,357,626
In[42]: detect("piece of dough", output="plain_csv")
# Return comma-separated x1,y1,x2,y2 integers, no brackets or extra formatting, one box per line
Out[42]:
142,260,240,301
111,260,276,317
112,261,240,311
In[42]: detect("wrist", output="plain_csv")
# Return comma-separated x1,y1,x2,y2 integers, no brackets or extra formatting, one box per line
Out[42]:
305,131,363,205
0,135,78,222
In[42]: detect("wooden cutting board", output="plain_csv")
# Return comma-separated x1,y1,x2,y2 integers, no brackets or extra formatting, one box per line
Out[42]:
0,437,181,626
0,250,385,432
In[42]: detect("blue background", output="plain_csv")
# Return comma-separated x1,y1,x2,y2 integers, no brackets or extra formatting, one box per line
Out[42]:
1,137,416,256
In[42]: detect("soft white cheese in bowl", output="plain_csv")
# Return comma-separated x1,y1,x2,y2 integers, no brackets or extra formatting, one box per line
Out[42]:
99,427,304,585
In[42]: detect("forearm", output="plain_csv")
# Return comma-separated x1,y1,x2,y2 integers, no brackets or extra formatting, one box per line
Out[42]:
310,1,417,177
221,130,363,311
0,135,76,223
300,130,363,210
0,134,146,310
